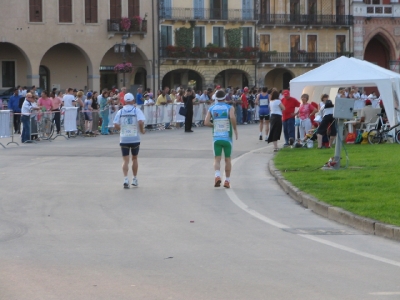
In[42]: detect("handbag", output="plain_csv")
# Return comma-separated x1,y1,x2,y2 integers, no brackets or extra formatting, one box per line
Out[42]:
179,106,187,116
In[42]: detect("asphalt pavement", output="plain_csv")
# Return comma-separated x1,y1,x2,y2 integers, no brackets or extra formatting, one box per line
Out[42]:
1,124,400,300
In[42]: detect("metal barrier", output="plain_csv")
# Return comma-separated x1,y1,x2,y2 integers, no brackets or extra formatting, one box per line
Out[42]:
1,103,263,147
138,103,210,127
0,110,19,148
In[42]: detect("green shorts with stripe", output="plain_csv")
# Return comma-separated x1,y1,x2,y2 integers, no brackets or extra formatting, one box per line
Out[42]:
213,140,232,158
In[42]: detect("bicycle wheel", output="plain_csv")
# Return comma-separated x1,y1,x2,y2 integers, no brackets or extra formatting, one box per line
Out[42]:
368,129,382,144
48,121,55,138
395,130,400,144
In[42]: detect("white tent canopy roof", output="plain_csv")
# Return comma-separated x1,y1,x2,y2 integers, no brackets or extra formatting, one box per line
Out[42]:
290,56,400,126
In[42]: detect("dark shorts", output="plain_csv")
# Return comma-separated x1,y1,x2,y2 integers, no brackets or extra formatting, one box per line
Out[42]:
84,112,93,121
120,142,140,156
259,114,270,121
317,114,337,136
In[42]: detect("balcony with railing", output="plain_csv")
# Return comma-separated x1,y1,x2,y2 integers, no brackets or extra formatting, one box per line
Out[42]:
259,52,353,64
159,46,259,61
107,19,147,35
159,7,257,22
258,14,353,27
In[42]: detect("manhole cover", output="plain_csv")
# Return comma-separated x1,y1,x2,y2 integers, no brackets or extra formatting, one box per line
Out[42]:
283,227,364,235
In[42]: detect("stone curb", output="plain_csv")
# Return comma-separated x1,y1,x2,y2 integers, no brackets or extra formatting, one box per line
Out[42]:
268,160,400,242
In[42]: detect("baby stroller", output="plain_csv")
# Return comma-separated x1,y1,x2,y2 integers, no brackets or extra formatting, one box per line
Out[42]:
294,127,318,148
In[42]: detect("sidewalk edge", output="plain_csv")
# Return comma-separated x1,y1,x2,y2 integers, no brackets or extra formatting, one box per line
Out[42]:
268,160,400,242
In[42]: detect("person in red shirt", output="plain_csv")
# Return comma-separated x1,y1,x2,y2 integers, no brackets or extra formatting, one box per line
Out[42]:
281,90,300,146
241,87,249,124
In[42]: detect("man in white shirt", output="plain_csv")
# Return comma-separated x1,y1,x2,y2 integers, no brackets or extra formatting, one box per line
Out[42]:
368,91,377,99
113,93,146,188
62,88,76,107
20,93,40,143
199,90,209,102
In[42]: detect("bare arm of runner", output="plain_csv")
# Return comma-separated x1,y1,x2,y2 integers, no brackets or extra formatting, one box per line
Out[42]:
229,106,238,140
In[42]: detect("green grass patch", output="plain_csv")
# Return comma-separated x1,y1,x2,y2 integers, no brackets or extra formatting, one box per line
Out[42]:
274,144,400,226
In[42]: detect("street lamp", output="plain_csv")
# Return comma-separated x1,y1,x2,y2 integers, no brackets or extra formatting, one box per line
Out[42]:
114,35,137,87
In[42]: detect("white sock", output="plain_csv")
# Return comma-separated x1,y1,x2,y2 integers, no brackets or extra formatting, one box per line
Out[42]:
124,176,129,182
215,170,221,177
260,132,262,136
225,177,230,182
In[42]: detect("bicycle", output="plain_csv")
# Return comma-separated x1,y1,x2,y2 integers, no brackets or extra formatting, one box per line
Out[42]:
367,113,400,144
37,111,55,140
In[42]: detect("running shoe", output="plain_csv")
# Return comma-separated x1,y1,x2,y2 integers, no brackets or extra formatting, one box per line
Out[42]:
132,178,138,186
289,137,294,145
265,136,268,142
259,135,262,140
223,180,230,188
214,176,221,187
123,179,130,189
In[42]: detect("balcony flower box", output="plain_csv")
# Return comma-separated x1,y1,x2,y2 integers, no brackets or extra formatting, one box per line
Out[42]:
191,47,207,58
130,16,142,31
166,45,186,58
240,46,259,59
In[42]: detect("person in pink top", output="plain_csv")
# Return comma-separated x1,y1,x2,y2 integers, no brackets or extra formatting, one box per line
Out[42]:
296,94,317,140
51,91,63,134
37,90,53,136
38,90,53,111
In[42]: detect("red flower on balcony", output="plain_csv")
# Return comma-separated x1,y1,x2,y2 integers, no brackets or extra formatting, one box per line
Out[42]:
241,46,259,52
120,18,131,31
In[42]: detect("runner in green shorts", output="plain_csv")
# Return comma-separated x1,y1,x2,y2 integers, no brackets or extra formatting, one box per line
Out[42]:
205,89,238,188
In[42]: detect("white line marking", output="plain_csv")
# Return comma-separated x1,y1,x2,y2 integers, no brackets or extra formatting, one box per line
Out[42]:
369,292,400,296
228,145,400,268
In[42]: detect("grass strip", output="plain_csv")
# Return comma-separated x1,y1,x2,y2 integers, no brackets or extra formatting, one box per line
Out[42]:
273,143,400,226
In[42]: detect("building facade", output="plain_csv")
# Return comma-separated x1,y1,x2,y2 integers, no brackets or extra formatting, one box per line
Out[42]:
158,0,353,91
352,0,400,72
158,0,258,91
0,0,156,93
257,0,353,90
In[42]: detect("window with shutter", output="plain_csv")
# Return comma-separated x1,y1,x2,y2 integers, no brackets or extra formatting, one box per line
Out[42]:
242,0,253,20
29,0,42,22
194,0,204,19
336,35,346,53
212,27,224,47
194,27,205,48
85,0,98,23
161,26,172,47
110,0,122,19
128,0,140,17
59,0,72,23
260,34,270,52
210,0,228,19
242,27,252,47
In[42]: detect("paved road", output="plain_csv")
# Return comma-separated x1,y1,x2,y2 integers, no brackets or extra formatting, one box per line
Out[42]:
1,125,400,300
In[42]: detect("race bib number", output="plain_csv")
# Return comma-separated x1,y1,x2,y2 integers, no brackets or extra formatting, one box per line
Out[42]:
121,124,137,137
260,99,268,106
214,119,230,137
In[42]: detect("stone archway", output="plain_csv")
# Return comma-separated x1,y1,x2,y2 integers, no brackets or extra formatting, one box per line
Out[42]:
100,45,148,91
264,68,295,90
364,34,391,70
214,69,250,89
162,69,204,91
0,42,31,88
40,43,92,91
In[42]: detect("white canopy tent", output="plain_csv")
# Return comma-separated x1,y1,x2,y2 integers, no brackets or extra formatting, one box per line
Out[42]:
290,56,400,126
